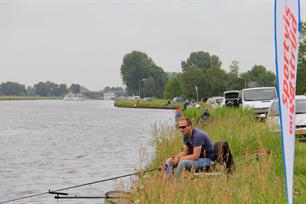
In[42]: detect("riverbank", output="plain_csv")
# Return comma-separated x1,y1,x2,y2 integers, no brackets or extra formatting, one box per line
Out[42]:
0,96,62,100
129,106,306,203
114,98,181,109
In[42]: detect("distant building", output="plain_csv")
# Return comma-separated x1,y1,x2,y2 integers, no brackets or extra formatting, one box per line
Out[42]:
103,91,127,100
80,86,91,95
95,91,104,99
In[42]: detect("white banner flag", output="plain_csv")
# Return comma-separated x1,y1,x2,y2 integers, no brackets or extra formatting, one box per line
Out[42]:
274,0,301,203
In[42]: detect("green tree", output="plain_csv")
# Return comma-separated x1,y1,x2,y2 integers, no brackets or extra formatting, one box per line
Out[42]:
51,83,67,96
229,60,239,77
227,60,245,90
34,81,67,96
163,74,183,99
121,51,167,98
240,65,276,88
202,68,227,97
103,86,124,92
34,82,48,96
181,51,222,72
0,81,26,96
121,51,155,95
26,86,37,96
181,66,205,99
297,21,306,94
140,66,168,98
110,87,124,91
58,84,68,96
103,86,111,92
69,83,81,94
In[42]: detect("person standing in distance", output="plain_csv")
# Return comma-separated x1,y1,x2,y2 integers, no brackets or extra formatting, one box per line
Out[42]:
164,117,215,178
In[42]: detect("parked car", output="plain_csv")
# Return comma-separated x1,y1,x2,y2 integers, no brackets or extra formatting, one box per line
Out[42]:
240,87,277,118
172,97,185,103
224,90,240,107
143,97,152,101
207,96,225,108
266,95,306,137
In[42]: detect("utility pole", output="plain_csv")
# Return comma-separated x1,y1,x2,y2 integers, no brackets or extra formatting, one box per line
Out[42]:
138,78,146,98
195,85,199,102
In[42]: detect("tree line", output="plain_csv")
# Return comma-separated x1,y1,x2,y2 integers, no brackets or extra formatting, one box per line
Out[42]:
121,51,277,100
0,81,126,97
121,22,306,100
0,81,79,96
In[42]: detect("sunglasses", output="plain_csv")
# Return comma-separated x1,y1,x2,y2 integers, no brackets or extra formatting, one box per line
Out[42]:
178,125,188,129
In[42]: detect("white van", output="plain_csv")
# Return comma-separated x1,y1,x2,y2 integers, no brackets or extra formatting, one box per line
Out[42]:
267,95,306,137
240,87,277,117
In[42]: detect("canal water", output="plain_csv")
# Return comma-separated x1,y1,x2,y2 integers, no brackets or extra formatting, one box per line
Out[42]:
0,100,173,204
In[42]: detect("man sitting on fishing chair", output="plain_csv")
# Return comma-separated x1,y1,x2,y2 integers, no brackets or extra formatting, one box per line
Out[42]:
164,117,215,178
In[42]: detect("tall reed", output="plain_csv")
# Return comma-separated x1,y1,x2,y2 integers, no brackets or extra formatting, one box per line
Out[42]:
130,106,306,203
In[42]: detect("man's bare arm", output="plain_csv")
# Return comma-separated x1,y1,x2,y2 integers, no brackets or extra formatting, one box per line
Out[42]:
177,145,188,157
171,145,188,165
180,146,201,161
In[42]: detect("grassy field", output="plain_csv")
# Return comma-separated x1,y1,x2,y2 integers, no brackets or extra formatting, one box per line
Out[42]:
128,106,306,204
114,98,185,109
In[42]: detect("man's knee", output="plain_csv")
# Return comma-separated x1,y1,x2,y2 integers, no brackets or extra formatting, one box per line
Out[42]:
178,160,192,171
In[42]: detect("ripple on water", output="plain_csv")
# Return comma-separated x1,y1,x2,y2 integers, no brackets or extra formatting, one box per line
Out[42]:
0,100,173,203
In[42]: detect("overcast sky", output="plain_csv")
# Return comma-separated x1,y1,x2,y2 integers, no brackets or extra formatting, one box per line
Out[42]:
0,0,305,91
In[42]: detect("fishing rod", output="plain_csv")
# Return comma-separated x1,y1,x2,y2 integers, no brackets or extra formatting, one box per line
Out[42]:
54,152,275,201
51,190,130,200
234,147,282,167
0,167,161,204
54,195,122,199
0,147,288,203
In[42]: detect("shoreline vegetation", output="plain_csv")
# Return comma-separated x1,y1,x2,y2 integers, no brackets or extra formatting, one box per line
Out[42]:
114,99,305,203
114,98,185,109
0,96,62,100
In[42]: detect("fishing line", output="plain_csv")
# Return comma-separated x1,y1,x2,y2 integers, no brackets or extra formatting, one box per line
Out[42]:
0,192,50,204
0,167,161,204
52,167,160,192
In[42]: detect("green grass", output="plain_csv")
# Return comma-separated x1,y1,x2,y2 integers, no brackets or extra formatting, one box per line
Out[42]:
115,98,184,109
129,106,306,204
